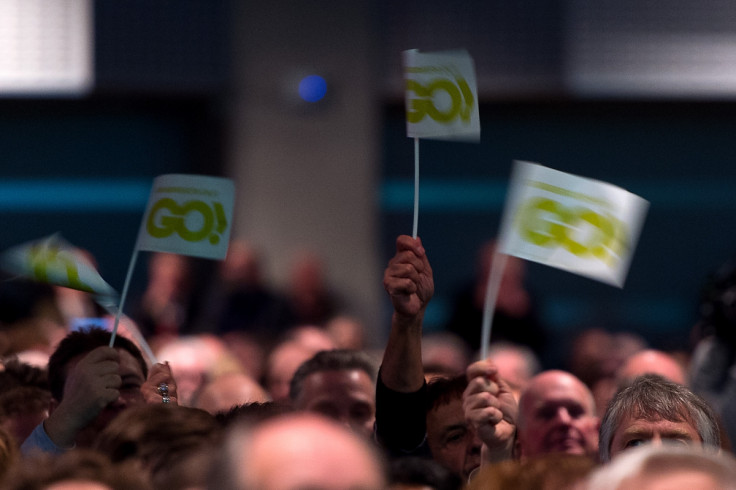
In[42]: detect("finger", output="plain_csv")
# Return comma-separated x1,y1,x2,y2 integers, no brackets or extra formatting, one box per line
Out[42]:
464,392,499,412
395,235,425,257
385,277,419,297
100,373,122,389
388,252,426,275
466,360,498,381
83,346,120,364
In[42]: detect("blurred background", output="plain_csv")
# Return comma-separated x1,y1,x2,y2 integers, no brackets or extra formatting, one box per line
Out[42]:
3,0,736,367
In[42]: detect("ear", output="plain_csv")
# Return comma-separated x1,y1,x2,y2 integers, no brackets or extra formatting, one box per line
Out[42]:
48,397,60,416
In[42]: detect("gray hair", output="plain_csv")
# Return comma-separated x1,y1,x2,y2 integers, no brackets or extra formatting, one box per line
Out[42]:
599,374,720,462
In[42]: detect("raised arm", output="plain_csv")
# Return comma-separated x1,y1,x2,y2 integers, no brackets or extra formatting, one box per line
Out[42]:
380,235,434,392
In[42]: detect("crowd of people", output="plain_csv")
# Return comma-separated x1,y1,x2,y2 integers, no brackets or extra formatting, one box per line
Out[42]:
0,235,734,489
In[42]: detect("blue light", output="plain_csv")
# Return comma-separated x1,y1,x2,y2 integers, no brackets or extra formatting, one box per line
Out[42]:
298,75,327,103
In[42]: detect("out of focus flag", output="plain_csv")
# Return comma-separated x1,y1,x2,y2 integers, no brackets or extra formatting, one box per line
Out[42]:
498,161,649,287
404,49,480,141
0,234,117,298
136,174,235,260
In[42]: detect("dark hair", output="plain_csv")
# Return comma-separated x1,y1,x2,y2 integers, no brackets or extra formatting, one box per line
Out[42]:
48,327,148,402
599,374,720,462
3,448,151,490
214,401,293,428
95,404,221,490
426,374,468,414
289,349,376,402
0,358,48,392
389,456,462,490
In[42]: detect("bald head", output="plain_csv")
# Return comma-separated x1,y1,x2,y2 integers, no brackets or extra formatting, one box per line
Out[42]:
617,349,687,386
517,370,599,460
213,414,385,490
195,373,270,414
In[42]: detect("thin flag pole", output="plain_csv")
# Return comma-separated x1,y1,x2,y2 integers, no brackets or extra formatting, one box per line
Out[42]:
109,249,139,348
412,136,420,239
479,251,508,360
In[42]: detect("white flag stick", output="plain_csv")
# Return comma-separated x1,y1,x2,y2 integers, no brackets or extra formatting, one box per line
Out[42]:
412,137,420,239
479,252,508,360
98,300,157,365
109,248,139,348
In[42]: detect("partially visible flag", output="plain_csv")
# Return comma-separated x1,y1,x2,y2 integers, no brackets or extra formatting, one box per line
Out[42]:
403,49,480,141
136,174,235,260
0,234,117,297
498,161,649,287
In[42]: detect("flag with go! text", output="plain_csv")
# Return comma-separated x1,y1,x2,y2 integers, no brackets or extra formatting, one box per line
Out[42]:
0,234,117,298
136,174,235,260
404,49,480,141
497,161,649,287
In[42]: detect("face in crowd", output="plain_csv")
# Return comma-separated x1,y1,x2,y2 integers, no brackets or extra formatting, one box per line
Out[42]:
292,367,375,439
516,370,599,460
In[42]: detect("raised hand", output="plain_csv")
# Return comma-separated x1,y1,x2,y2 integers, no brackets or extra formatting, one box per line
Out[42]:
383,235,434,320
463,359,518,462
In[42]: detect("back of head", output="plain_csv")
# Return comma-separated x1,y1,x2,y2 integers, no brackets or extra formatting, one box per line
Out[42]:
95,404,221,490
467,454,596,490
587,444,736,490
617,349,688,386
389,456,462,490
208,413,386,490
599,373,720,462
3,448,152,490
48,328,147,402
289,348,376,403
193,372,270,414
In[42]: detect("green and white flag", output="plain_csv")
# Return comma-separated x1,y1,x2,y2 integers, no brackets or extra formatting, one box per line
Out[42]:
0,234,117,298
404,49,480,141
136,174,235,260
498,161,649,287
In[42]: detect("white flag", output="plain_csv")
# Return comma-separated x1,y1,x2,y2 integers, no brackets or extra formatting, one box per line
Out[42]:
0,234,117,298
136,174,235,260
404,49,480,141
498,161,649,287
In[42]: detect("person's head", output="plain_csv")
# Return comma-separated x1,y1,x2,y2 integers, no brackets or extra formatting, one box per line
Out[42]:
208,413,386,490
47,328,147,404
425,374,481,483
95,404,222,490
193,372,270,414
516,370,599,460
0,386,51,444
289,349,376,438
599,373,720,462
155,334,239,406
617,349,688,386
587,444,736,490
3,448,152,490
47,328,148,446
466,454,596,490
213,401,293,428
388,456,462,490
422,332,470,379
263,340,318,403
326,315,366,350
487,341,541,400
